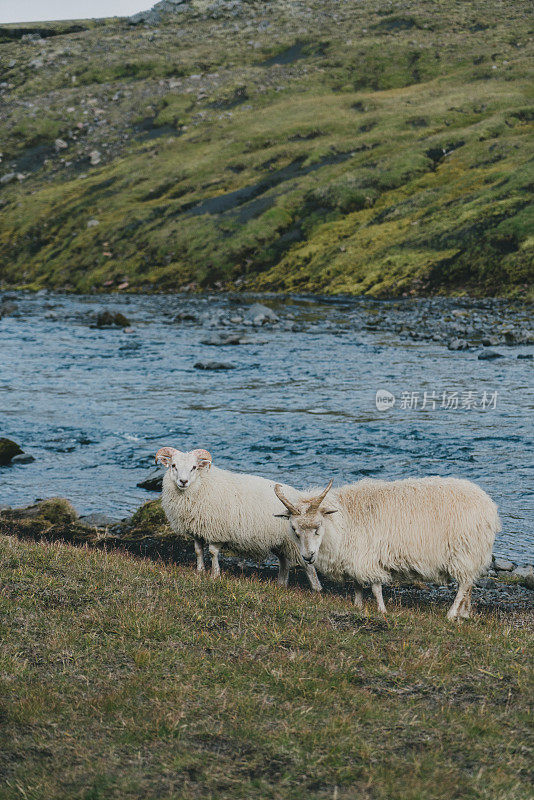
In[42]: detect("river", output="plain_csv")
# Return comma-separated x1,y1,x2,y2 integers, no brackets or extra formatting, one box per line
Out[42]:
1,291,532,562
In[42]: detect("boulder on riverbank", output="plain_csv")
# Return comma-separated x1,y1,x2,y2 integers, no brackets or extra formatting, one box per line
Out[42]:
0,497,193,563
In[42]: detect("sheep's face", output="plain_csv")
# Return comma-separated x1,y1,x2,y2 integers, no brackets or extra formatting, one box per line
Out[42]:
287,509,327,564
155,447,212,491
273,480,337,565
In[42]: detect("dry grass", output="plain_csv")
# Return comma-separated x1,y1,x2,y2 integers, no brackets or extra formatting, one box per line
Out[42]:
0,535,532,799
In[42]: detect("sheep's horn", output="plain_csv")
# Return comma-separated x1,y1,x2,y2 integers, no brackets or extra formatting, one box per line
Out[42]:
191,448,212,465
274,484,300,516
155,446,180,466
307,479,334,513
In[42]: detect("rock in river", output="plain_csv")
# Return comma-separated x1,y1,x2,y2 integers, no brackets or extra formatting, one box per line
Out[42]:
10,453,35,464
194,361,236,370
94,311,131,328
244,303,279,326
0,301,18,317
137,470,164,492
200,333,243,346
0,438,24,465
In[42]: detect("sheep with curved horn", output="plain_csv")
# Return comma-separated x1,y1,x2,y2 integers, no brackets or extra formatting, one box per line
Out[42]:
273,476,500,619
155,446,322,591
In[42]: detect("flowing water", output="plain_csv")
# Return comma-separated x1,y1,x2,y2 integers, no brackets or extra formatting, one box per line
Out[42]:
1,292,532,562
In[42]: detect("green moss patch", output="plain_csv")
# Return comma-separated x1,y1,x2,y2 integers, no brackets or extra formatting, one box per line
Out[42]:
0,0,532,297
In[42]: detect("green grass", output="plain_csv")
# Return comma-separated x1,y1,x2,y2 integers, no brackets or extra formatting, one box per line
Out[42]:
0,0,533,296
0,535,532,799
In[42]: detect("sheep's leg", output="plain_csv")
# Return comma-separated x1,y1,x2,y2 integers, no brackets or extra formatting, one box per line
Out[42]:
209,544,221,578
372,583,387,614
353,584,364,608
304,564,322,592
458,585,472,619
193,538,205,572
277,554,290,587
447,582,470,620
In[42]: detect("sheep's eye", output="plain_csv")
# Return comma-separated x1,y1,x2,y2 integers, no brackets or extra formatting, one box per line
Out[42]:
314,529,320,536
191,465,197,471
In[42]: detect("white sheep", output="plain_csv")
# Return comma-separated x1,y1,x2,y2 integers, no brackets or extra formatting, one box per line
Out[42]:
155,446,322,591
273,476,500,619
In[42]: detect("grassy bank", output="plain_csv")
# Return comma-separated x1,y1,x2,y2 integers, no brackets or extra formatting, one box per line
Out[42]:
0,0,533,297
0,535,532,799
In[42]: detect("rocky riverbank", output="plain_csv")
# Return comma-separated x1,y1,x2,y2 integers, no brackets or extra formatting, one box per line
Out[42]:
1,497,532,613
1,291,532,354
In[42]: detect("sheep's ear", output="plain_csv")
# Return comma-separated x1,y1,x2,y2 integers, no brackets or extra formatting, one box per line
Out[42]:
273,512,291,518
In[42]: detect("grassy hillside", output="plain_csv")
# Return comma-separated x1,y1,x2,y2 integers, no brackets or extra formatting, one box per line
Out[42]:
0,0,532,297
0,535,532,800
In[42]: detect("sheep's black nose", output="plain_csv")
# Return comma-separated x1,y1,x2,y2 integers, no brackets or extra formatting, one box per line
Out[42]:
179,479,188,486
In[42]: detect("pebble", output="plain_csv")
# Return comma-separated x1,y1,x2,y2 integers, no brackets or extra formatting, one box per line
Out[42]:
493,557,515,571
447,338,469,351
478,350,504,360
513,565,534,579
477,577,497,589
174,311,199,322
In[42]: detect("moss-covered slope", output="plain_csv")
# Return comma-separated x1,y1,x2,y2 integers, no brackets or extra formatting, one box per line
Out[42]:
0,0,532,296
